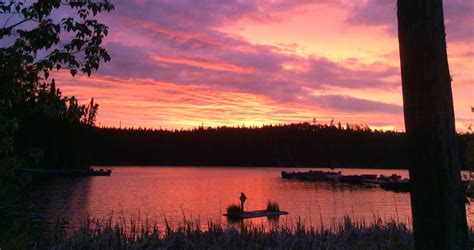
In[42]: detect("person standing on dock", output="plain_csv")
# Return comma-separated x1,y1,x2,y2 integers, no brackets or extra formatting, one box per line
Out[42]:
240,192,247,211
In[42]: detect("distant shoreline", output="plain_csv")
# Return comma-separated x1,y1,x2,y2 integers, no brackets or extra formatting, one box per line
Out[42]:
86,124,473,171
90,165,473,171
92,164,412,170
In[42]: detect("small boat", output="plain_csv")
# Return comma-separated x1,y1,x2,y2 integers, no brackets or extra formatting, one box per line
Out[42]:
224,210,289,219
15,168,59,177
380,179,410,192
378,174,402,182
16,168,112,177
60,168,112,177
361,174,378,180
281,170,341,181
337,175,365,185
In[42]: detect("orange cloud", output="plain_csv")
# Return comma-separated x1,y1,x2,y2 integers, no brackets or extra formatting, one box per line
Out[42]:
52,71,405,130
48,1,472,132
152,55,253,74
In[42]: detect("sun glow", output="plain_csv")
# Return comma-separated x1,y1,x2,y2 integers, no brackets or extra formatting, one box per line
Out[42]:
50,1,472,131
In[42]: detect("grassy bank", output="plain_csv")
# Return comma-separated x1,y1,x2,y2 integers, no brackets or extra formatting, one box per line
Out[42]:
34,216,416,249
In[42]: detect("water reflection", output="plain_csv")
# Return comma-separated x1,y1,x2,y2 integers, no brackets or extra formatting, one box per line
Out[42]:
28,177,91,227
18,167,472,231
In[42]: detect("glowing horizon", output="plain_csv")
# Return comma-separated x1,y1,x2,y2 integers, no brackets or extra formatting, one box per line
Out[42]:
51,0,473,132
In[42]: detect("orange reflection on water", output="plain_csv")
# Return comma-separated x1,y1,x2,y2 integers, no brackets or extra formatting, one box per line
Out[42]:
36,167,414,230
32,167,474,232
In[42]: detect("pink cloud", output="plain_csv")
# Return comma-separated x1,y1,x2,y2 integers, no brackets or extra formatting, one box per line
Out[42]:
47,0,471,131
346,0,473,43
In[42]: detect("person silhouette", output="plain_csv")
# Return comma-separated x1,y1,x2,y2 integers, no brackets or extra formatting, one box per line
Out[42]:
240,192,247,211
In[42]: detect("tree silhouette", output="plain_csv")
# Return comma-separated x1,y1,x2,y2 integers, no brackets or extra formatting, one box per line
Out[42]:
0,1,114,180
397,0,468,248
83,122,472,169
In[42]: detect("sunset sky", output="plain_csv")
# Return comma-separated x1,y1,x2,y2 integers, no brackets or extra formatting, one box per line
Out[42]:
54,0,473,131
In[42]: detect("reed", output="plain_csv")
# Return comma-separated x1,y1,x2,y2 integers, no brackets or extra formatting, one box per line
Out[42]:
34,215,421,249
226,204,242,216
266,200,280,212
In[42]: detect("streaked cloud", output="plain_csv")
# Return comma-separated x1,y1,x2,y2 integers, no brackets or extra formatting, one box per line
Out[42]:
40,0,472,131
346,0,473,43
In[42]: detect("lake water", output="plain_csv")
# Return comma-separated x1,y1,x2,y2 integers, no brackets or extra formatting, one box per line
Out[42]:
21,166,474,230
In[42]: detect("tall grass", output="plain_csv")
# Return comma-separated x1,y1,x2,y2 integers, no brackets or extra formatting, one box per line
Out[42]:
226,204,242,216
266,200,280,212
35,215,418,249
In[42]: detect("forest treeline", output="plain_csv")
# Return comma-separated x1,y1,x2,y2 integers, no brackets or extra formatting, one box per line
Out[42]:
86,123,474,169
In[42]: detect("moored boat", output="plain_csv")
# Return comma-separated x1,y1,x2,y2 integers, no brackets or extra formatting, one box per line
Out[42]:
380,179,410,192
60,168,112,176
16,168,112,177
337,175,364,185
281,170,341,181
15,168,59,177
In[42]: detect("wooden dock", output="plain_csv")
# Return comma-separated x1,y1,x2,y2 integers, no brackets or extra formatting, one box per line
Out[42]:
224,210,288,219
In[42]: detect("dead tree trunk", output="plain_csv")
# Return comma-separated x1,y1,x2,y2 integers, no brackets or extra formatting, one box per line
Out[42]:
397,0,468,249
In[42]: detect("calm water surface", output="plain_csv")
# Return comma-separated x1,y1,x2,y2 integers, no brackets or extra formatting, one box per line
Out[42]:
25,166,474,229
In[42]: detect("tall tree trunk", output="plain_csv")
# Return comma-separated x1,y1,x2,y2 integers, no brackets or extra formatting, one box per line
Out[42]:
397,0,468,249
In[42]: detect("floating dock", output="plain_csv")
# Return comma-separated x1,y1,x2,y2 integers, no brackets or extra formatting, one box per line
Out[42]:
281,170,412,192
224,210,288,219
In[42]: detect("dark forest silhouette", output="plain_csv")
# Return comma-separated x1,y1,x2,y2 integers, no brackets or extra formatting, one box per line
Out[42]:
82,123,472,169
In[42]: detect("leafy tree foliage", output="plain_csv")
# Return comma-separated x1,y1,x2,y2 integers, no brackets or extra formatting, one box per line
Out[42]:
0,0,114,183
